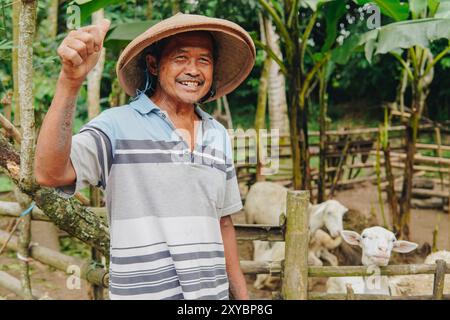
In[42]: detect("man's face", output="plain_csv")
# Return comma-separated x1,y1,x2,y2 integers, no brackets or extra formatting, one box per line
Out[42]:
148,32,214,104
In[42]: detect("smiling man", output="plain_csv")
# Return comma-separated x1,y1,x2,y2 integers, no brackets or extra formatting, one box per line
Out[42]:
34,13,255,300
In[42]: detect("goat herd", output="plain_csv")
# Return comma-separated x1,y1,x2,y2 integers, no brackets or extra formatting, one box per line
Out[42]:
243,182,450,297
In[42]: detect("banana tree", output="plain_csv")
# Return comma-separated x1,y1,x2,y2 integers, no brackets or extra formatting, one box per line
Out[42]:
257,0,342,191
337,0,450,239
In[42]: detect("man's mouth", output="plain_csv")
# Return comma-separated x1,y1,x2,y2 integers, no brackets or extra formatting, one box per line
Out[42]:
177,80,203,88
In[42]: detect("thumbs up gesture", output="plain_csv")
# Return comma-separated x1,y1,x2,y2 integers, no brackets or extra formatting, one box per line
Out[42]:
57,18,111,85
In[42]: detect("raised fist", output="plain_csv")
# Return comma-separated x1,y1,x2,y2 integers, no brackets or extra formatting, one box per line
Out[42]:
57,19,111,85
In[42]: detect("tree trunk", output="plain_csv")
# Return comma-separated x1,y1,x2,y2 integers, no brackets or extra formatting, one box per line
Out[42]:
264,17,289,136
18,0,38,299
12,0,20,125
48,0,58,38
284,0,303,190
255,13,270,182
147,0,153,19
317,65,328,203
171,0,180,14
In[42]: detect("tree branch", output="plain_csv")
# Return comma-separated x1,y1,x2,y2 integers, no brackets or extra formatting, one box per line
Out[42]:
0,132,110,257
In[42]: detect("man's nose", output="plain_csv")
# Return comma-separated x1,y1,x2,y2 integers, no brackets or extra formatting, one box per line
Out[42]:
184,60,201,77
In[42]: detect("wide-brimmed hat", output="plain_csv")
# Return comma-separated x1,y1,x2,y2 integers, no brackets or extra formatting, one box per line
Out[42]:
116,13,256,103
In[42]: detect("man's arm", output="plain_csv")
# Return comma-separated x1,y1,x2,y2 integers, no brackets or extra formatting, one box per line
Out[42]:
34,19,110,187
220,215,249,300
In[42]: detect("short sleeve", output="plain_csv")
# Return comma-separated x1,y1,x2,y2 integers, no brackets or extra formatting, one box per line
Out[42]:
55,114,114,199
220,130,243,217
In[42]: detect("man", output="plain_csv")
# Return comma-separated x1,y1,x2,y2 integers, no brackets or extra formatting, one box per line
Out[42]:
34,13,255,300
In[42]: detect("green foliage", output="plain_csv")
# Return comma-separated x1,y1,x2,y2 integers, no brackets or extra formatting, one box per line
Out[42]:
60,237,91,260
0,174,13,192
354,0,410,21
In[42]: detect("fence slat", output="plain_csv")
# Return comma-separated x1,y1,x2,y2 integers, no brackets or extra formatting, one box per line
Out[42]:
281,190,309,300
433,259,446,300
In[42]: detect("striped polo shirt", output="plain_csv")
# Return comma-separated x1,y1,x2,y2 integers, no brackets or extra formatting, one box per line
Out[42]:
55,92,243,300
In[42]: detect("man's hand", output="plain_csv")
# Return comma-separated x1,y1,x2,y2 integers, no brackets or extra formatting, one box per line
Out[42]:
57,18,111,86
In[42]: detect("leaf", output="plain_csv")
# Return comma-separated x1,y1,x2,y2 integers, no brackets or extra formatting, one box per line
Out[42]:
74,0,123,25
428,0,440,16
374,18,450,54
104,20,158,53
410,0,428,17
435,0,450,18
331,29,378,64
304,0,336,11
353,0,410,21
322,0,347,52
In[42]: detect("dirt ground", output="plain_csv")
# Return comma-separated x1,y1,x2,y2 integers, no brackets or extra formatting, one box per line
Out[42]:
0,182,449,300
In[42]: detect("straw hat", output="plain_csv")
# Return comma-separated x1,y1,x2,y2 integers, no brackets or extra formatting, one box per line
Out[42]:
116,13,256,103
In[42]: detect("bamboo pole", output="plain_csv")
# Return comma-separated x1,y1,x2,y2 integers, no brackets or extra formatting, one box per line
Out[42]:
375,133,388,228
0,113,22,144
329,138,351,198
240,261,450,277
346,284,355,300
0,271,50,299
0,229,108,287
234,224,283,241
307,292,450,300
281,190,309,300
433,259,446,300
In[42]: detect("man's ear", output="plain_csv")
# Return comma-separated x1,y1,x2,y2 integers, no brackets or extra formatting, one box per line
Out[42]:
145,54,158,76
393,240,418,253
340,230,361,246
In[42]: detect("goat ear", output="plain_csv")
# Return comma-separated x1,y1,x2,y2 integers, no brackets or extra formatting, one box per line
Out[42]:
340,230,361,246
393,240,418,253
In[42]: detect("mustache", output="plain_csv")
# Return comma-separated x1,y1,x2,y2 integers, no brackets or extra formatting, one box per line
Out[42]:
176,77,205,85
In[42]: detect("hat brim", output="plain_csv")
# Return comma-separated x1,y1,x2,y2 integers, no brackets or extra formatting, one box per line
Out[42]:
116,14,256,103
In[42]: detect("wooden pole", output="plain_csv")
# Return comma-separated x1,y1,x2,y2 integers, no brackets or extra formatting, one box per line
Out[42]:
240,261,450,277
0,229,108,287
0,271,49,299
433,259,446,300
282,190,309,300
345,284,355,300
329,138,351,198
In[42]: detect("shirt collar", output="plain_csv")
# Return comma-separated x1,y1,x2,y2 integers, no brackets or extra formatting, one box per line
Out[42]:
130,93,214,121
129,93,160,115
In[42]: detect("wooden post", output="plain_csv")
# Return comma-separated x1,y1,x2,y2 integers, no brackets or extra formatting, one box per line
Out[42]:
346,284,355,300
433,259,446,300
282,190,309,300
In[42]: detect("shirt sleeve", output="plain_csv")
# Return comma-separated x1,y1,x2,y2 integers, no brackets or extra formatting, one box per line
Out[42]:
220,130,243,217
54,114,114,199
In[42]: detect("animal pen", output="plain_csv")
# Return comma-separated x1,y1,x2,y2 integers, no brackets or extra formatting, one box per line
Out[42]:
0,111,449,299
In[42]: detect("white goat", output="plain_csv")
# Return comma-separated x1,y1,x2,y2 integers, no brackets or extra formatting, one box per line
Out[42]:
389,250,450,296
245,182,348,290
253,229,342,290
245,182,348,237
326,226,418,295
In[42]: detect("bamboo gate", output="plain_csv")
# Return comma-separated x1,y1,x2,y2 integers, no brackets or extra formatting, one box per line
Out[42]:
0,122,449,299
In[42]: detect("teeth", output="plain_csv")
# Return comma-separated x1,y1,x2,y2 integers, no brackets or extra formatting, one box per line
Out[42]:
181,81,199,87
